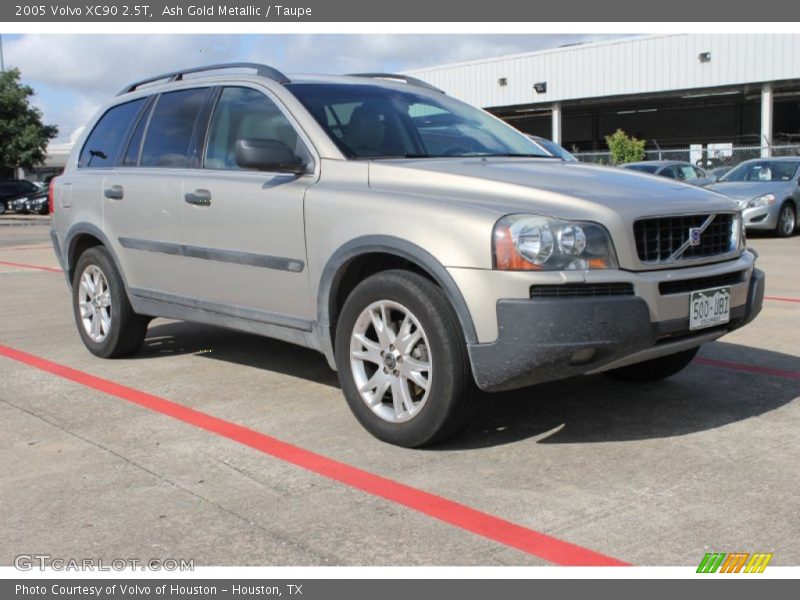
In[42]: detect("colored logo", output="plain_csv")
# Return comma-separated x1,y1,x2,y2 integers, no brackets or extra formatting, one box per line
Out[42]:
697,552,773,573
689,227,702,246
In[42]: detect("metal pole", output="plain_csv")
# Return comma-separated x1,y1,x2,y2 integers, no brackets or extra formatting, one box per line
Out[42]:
0,34,5,72
761,83,773,158
551,102,562,145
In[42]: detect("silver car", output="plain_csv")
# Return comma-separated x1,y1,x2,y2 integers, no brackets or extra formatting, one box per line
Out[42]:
50,63,764,447
707,157,800,237
621,161,716,187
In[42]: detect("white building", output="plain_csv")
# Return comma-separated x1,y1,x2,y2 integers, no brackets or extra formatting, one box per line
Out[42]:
406,34,800,158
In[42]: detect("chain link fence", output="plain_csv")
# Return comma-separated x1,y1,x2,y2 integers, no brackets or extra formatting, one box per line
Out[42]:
573,144,800,168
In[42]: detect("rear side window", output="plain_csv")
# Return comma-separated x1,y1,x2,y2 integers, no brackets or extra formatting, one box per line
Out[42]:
78,99,146,168
122,99,153,167
140,88,211,168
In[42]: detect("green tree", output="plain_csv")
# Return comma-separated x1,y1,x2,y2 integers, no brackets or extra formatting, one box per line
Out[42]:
604,129,646,165
0,68,59,173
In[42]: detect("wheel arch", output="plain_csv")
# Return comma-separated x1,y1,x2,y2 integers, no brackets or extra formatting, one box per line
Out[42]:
317,236,479,369
64,223,126,288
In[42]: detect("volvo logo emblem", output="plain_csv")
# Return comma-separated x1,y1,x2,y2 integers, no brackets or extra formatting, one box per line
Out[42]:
689,227,702,247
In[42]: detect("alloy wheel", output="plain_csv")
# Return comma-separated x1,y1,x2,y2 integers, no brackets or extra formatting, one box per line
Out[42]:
349,300,432,423
78,265,112,342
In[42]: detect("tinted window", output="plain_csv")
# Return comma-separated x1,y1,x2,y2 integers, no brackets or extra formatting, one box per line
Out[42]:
205,87,310,170
140,88,211,168
287,83,549,159
624,164,659,174
78,99,145,168
661,166,679,179
122,99,153,167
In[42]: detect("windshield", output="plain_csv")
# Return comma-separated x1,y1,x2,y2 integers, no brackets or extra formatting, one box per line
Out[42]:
720,160,800,182
623,164,659,174
532,137,577,162
286,83,551,159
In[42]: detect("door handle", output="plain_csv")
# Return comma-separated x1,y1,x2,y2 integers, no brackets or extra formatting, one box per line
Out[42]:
104,185,124,200
184,189,212,206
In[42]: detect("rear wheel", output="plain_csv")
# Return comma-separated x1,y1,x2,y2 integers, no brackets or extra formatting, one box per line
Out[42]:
72,246,149,358
603,347,699,382
335,270,476,447
776,202,796,237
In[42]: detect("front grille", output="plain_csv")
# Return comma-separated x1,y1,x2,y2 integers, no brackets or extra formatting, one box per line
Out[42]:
634,214,735,264
659,271,745,295
530,283,634,299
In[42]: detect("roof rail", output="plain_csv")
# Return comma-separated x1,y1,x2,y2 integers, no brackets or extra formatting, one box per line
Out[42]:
349,73,445,94
118,62,290,96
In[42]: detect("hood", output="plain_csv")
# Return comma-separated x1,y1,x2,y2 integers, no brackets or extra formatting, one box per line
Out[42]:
706,180,788,201
367,157,737,220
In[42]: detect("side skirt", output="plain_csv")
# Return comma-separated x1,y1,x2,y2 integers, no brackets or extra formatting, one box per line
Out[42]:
129,288,324,354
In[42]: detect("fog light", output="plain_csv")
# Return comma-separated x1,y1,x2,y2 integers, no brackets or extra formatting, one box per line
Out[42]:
569,347,597,365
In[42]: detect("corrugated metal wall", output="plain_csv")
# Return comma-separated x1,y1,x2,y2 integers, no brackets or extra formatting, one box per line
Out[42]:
405,35,800,108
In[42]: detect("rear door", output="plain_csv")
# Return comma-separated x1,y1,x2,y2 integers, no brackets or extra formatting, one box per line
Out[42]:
180,85,316,324
102,87,214,299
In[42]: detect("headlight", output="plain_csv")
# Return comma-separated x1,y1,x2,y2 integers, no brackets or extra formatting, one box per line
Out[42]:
747,193,776,208
493,215,618,270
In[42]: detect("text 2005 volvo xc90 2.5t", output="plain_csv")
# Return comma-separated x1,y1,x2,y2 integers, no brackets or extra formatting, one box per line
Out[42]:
50,63,764,447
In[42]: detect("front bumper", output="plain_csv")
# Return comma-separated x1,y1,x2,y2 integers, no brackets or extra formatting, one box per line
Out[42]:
466,265,764,392
742,204,780,230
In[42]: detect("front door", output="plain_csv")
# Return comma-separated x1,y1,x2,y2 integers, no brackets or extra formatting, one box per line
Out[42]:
180,85,316,327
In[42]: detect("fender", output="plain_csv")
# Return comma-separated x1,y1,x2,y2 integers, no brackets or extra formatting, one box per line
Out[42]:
316,235,479,369
63,222,128,291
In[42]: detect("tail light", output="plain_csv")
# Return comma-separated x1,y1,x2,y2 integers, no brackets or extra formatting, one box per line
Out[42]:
48,178,56,214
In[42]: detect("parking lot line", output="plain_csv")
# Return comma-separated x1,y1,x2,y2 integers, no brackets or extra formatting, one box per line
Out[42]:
0,260,62,273
0,342,629,567
694,357,800,380
1,244,54,251
764,295,800,304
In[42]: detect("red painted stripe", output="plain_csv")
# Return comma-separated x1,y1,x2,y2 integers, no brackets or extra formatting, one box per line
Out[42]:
3,244,53,251
0,260,62,273
0,343,627,567
694,357,800,380
764,295,800,304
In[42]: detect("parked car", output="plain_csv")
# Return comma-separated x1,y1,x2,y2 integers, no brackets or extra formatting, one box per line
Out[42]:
621,161,715,186
11,196,31,214
0,179,40,214
25,189,50,215
525,135,578,162
706,157,800,237
50,63,764,447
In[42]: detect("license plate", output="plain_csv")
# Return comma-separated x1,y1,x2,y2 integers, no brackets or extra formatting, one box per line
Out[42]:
689,286,731,330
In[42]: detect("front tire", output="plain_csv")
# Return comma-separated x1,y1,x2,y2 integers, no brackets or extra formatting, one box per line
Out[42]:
335,270,476,448
776,202,796,237
72,246,149,358
603,347,699,382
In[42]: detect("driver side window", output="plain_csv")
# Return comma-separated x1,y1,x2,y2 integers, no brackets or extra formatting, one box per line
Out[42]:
205,87,310,170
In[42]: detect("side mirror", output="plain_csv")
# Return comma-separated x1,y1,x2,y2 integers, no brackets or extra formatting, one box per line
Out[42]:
235,139,307,174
